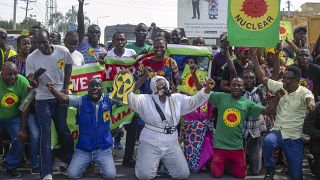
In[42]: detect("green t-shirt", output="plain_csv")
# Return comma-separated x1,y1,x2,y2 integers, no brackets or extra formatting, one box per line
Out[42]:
209,92,264,150
0,74,29,119
125,43,151,54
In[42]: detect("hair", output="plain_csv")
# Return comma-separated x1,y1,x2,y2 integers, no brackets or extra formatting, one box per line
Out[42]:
153,37,167,46
51,31,61,41
183,56,198,64
294,27,307,35
286,65,301,79
64,30,78,39
155,31,170,43
16,35,30,53
242,70,256,77
135,23,147,31
192,37,205,45
112,32,126,40
35,29,50,39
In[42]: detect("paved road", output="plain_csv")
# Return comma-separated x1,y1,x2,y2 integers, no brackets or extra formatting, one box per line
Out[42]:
0,147,316,180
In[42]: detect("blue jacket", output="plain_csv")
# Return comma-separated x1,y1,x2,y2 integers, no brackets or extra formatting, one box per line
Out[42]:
76,94,113,152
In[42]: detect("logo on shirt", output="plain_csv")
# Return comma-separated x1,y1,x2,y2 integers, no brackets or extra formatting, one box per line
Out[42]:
57,58,65,69
200,103,208,113
1,93,19,108
299,78,313,91
103,111,111,123
223,108,241,127
88,48,95,57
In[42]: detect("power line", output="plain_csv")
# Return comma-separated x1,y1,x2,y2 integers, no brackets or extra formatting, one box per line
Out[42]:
21,0,36,20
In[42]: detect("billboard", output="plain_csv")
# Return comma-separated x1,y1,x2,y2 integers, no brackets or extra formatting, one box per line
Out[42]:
178,0,228,38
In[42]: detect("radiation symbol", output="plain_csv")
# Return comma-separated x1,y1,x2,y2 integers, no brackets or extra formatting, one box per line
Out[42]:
223,108,241,127
279,21,293,40
103,111,111,123
231,0,279,31
1,93,19,108
109,73,134,104
200,103,208,113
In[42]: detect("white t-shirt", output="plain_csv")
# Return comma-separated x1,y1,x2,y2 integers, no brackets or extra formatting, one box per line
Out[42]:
26,45,73,100
106,47,136,58
71,50,85,66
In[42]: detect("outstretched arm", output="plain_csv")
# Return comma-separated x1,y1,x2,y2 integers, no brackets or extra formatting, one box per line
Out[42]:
77,0,85,43
47,81,69,104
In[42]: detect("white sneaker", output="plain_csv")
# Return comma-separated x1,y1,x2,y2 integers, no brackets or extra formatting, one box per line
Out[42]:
42,174,52,180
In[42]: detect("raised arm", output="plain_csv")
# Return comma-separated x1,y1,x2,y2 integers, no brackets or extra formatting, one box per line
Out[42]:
224,47,238,80
252,49,268,86
285,38,300,55
269,43,281,80
190,64,203,91
77,0,85,43
47,81,69,104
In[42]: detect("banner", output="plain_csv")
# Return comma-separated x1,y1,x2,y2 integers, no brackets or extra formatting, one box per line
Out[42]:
227,0,280,47
177,0,228,38
177,65,208,95
279,21,294,41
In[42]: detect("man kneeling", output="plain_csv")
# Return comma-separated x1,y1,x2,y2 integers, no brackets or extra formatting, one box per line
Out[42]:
48,78,116,179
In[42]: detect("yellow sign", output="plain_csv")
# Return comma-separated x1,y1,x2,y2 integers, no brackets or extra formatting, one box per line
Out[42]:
223,108,241,127
1,93,19,108
109,73,135,104
279,21,294,40
231,0,279,31
177,65,207,95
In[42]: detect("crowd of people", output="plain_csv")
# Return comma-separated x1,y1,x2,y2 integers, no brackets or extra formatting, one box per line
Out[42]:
1,0,320,180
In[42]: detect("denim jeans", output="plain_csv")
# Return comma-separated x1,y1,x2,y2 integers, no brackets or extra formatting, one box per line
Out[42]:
263,130,304,180
36,98,74,178
245,136,262,175
27,113,40,169
0,116,25,170
67,148,116,179
135,141,190,180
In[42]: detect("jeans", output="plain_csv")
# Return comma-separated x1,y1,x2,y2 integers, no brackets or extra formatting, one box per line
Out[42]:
36,98,74,178
67,148,116,179
0,116,25,170
263,130,304,180
135,141,190,180
245,136,262,175
27,113,40,169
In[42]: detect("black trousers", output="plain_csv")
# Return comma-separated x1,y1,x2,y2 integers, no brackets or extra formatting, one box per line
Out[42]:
192,0,200,18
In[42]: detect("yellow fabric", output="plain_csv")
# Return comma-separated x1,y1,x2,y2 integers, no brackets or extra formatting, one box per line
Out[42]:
267,79,314,139
1,48,17,65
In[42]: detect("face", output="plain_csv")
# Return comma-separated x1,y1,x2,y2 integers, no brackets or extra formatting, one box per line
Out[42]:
243,72,256,90
155,79,167,96
19,38,31,55
112,33,127,50
88,26,101,44
1,64,18,86
220,39,229,49
153,40,167,58
239,50,250,64
184,58,196,65
266,52,276,66
49,32,60,45
282,71,299,91
193,38,205,46
64,35,79,53
230,78,245,98
0,32,7,47
171,30,181,44
88,79,103,102
135,24,148,42
35,31,52,55
297,49,310,67
294,31,307,43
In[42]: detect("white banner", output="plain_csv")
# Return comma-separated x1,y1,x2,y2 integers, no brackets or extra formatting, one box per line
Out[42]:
178,0,228,38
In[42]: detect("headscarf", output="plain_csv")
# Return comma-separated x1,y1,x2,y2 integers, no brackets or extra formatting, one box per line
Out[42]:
150,75,170,95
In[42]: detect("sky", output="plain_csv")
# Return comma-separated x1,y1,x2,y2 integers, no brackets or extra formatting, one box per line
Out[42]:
1,0,320,41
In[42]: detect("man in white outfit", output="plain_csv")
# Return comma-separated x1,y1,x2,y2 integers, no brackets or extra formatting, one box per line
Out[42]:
127,75,214,179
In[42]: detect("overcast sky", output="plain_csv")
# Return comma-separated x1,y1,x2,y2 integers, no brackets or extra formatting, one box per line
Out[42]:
1,0,320,29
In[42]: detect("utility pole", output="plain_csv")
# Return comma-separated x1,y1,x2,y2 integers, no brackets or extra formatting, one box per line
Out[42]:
45,0,57,32
13,0,17,30
287,1,291,17
21,0,36,20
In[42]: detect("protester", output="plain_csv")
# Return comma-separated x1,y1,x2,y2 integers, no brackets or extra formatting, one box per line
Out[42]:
192,37,205,46
303,103,320,179
283,26,309,59
47,78,116,179
107,32,136,58
253,53,315,180
126,23,151,54
294,48,320,102
127,72,214,179
170,28,183,45
0,28,17,69
0,62,29,178
64,30,85,66
181,64,214,173
207,76,283,178
11,35,40,173
26,29,74,180
49,32,62,45
77,0,107,64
